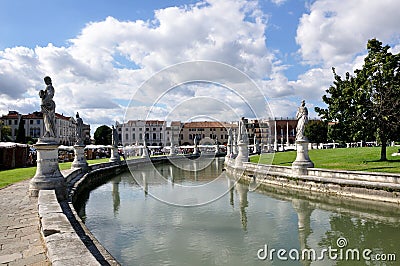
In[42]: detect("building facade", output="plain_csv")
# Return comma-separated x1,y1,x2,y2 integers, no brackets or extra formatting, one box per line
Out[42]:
0,111,90,145
117,120,167,146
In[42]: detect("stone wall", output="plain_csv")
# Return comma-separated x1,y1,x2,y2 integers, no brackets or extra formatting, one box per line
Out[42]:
225,161,400,204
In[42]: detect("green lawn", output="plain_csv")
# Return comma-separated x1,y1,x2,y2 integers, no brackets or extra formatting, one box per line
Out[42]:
0,158,111,189
250,146,400,173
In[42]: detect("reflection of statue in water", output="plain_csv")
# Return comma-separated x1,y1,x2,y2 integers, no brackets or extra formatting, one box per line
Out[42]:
296,100,308,141
75,112,83,145
40,76,56,138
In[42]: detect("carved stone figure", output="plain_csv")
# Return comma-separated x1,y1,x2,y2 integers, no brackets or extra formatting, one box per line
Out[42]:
112,125,119,147
40,76,56,138
75,112,83,145
238,117,248,143
296,100,309,141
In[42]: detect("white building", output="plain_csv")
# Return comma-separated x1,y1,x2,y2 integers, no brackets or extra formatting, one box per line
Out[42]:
1,110,90,145
117,120,167,146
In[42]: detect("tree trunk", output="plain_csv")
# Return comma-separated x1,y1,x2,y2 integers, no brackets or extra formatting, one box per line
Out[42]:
380,139,387,161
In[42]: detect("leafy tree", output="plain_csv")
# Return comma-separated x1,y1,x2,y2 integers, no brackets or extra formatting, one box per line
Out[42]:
94,125,112,145
316,39,400,160
305,120,328,145
16,119,26,143
1,125,12,141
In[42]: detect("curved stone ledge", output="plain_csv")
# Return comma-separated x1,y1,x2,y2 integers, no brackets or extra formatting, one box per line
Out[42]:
225,160,400,204
38,155,201,265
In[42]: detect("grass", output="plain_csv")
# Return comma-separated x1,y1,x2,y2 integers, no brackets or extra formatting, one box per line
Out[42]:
250,146,400,173
0,158,111,189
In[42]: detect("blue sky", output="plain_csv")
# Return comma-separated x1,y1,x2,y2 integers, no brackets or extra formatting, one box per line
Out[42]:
1,0,399,132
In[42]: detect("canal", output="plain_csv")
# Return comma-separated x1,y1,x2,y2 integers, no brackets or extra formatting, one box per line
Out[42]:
76,158,399,265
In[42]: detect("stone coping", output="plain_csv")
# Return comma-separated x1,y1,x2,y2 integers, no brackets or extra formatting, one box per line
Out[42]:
38,155,202,265
225,159,400,204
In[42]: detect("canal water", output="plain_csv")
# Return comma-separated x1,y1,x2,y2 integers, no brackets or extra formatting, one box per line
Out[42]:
76,158,399,265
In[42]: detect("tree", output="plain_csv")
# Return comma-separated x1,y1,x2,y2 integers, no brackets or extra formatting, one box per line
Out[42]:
316,39,400,160
16,119,26,143
1,125,12,141
94,125,112,145
304,120,328,146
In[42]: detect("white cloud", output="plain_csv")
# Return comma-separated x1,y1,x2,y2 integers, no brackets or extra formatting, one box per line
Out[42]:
270,0,287,6
1,0,290,130
296,0,400,67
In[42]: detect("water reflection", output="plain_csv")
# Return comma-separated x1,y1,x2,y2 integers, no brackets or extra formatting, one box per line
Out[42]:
77,158,400,266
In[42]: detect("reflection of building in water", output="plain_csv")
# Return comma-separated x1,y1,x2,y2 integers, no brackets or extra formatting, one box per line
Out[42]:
292,199,314,266
112,176,121,215
236,182,249,231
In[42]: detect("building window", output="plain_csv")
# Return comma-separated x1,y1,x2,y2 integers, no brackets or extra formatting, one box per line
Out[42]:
125,133,129,140
153,128,156,131
139,128,143,131
126,128,129,131
160,133,162,139
132,128,135,131
153,133,156,140
30,120,33,124
36,120,40,124
8,120,11,125
133,133,135,140
14,120,17,125
145,133,149,140
146,128,149,131
139,133,142,140
189,134,192,140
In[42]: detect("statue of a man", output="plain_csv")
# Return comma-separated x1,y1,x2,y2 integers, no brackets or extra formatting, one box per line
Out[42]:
40,76,56,138
75,112,83,145
238,117,248,143
296,100,309,141
112,125,119,147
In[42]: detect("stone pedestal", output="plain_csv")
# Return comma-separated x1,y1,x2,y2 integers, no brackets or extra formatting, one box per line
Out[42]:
72,145,89,171
29,141,66,199
193,145,200,155
235,141,249,167
110,147,121,162
169,145,176,156
292,139,314,175
141,146,149,158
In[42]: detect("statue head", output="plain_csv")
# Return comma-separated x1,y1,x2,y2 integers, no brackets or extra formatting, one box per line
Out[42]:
44,76,52,85
76,112,80,118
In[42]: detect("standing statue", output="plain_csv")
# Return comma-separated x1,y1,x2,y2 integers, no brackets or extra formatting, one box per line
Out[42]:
40,76,56,138
75,112,83,145
296,100,309,141
112,125,119,147
238,117,248,143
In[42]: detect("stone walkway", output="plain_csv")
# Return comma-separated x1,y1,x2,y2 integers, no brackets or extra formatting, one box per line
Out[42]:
0,180,49,266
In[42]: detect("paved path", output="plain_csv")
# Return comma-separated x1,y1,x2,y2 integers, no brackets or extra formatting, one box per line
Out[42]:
0,180,49,266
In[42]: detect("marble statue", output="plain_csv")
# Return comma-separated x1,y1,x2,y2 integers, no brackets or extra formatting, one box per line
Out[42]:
75,112,83,145
112,125,118,147
39,76,56,138
238,117,248,143
296,100,308,141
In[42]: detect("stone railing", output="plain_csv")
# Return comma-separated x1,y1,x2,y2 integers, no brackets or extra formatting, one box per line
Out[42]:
38,161,126,266
225,160,400,204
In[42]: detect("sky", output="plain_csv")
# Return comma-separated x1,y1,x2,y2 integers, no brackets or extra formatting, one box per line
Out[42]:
1,0,400,134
